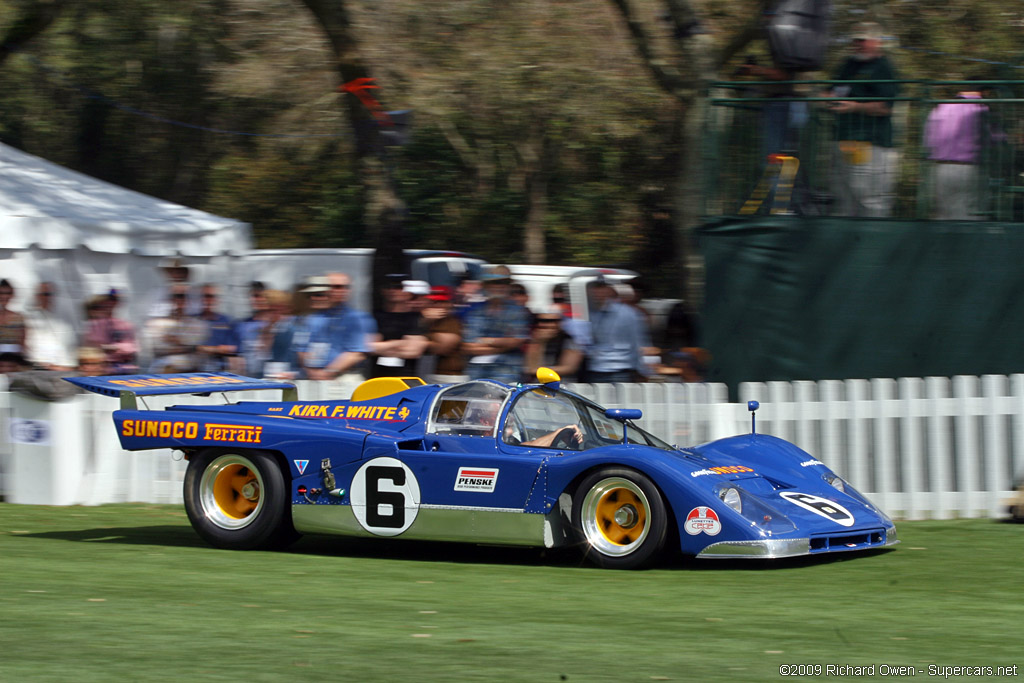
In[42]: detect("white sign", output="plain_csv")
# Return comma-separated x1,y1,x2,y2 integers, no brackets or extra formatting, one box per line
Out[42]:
9,418,52,446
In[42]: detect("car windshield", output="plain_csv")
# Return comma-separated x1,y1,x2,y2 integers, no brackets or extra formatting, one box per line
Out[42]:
428,381,511,437
502,388,674,451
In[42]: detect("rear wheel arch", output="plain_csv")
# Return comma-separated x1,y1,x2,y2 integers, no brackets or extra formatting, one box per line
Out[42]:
183,447,298,550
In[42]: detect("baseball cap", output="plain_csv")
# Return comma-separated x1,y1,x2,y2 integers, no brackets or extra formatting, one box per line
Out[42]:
851,21,882,41
402,280,431,296
426,285,452,302
300,276,331,294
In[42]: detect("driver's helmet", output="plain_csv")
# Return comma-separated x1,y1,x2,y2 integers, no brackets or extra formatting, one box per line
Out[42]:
466,399,503,428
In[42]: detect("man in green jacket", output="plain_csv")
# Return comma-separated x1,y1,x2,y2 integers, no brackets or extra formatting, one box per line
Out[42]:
828,21,900,217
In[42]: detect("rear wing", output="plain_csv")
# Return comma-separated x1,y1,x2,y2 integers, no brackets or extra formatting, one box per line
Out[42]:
65,373,298,410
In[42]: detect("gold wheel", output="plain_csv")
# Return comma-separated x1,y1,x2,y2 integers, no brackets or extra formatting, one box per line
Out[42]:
199,453,265,530
580,477,651,557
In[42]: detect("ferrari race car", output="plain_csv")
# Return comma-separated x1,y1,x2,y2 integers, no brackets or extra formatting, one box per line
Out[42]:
68,370,898,569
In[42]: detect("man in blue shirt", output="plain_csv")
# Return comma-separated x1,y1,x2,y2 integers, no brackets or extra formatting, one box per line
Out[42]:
462,266,531,384
301,272,374,383
195,284,239,372
585,276,646,383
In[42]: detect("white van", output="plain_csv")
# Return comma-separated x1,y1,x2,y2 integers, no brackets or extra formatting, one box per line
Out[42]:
506,264,639,320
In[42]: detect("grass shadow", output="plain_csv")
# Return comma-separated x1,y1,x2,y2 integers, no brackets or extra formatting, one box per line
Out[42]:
22,525,208,549
20,523,896,571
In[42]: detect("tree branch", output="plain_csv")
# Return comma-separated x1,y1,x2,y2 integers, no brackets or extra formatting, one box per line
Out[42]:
714,0,774,70
0,0,65,68
609,0,694,103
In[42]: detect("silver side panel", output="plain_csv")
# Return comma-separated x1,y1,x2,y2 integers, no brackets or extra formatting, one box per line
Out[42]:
293,504,568,548
698,526,899,559
696,538,811,559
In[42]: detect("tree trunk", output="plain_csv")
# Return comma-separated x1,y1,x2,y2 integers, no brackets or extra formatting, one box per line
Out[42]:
521,130,549,264
610,0,759,302
0,0,65,69
298,0,406,311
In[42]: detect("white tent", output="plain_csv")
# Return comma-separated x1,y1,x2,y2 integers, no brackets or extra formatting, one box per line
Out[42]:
0,142,251,333
0,142,250,256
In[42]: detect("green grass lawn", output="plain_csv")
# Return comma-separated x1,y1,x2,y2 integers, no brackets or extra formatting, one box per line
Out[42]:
1,504,1021,682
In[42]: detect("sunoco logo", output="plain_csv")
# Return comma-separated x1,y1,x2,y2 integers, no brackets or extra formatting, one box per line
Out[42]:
454,467,499,493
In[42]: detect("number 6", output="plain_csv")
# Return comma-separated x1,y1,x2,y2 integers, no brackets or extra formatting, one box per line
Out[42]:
350,457,421,536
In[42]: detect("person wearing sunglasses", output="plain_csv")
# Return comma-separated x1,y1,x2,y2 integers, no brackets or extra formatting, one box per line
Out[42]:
522,309,582,383
25,281,76,371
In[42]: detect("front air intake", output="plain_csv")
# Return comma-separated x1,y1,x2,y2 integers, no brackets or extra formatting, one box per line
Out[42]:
808,529,886,553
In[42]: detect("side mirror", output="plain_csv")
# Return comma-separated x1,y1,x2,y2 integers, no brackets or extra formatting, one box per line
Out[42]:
605,408,642,444
605,408,642,421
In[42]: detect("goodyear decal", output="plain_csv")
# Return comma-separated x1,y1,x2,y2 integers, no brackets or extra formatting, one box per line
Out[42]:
110,375,246,389
690,465,755,478
287,404,411,421
203,424,263,444
454,467,499,493
122,420,199,439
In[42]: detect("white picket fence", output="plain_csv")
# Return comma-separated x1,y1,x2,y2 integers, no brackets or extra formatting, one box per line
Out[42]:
1,375,1021,519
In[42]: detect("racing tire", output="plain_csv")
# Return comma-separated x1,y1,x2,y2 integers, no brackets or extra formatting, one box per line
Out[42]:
184,449,297,550
572,467,668,569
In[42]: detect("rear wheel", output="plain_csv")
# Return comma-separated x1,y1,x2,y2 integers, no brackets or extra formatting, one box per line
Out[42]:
572,468,668,569
184,449,296,549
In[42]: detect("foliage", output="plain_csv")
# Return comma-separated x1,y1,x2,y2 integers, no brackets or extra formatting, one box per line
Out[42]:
2,1,1024,297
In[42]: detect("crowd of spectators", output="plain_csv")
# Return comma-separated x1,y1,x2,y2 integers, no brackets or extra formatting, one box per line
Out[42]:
0,262,707,387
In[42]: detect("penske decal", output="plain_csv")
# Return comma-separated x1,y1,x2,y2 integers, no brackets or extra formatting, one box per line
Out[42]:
287,404,411,421
690,465,755,478
122,420,199,439
454,467,499,493
110,375,247,388
202,424,263,444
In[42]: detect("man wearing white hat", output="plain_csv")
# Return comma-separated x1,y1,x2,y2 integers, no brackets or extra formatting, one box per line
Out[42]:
827,21,900,217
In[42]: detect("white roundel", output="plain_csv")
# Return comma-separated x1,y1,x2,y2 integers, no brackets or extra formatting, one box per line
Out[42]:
350,457,421,536
780,492,855,527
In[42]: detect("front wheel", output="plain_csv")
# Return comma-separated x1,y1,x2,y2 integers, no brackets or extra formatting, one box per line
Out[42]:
571,468,668,569
183,449,296,550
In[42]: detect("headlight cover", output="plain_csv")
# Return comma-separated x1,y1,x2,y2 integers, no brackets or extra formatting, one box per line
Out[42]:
713,484,797,536
825,474,846,493
719,486,742,513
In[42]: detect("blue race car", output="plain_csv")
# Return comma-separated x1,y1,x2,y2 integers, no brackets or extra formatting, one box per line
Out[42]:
67,370,897,569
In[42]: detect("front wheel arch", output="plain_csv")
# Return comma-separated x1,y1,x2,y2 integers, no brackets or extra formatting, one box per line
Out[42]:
569,466,672,569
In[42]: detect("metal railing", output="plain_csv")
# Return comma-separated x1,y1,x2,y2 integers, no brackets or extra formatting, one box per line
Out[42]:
704,80,1024,220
